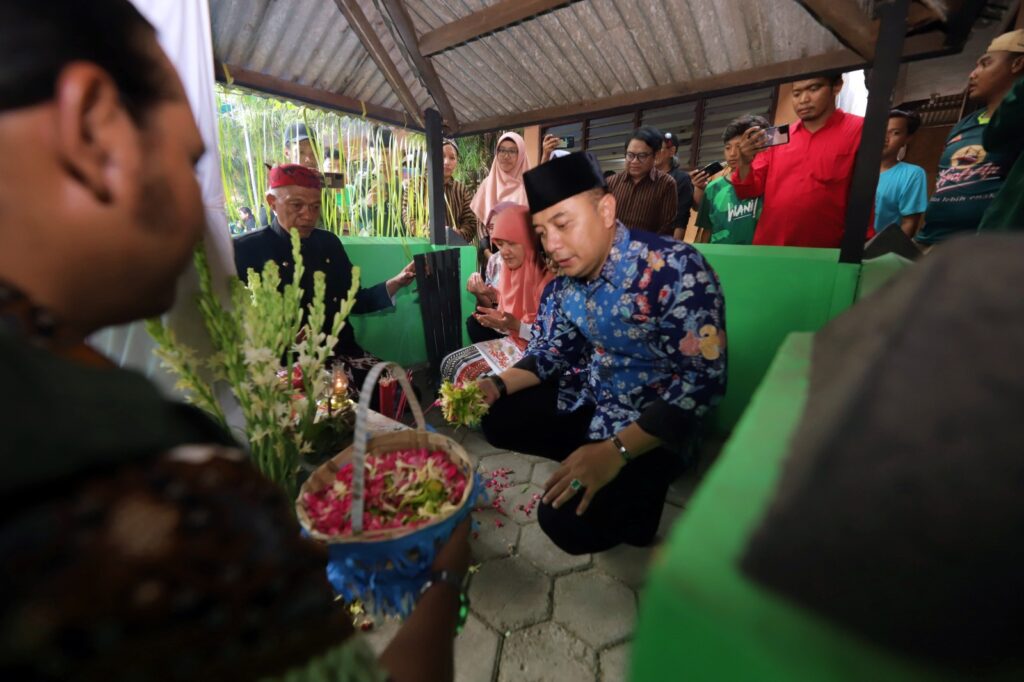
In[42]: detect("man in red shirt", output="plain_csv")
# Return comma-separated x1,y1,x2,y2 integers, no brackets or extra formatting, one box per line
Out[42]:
732,74,866,247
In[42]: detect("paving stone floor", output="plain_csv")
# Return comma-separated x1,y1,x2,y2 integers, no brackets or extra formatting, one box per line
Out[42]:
363,407,722,682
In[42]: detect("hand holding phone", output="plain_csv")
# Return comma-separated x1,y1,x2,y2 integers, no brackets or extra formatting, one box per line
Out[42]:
700,161,725,176
738,127,768,166
689,168,710,192
541,134,561,163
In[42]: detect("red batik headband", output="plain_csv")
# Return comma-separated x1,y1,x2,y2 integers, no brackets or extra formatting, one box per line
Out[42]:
268,163,323,190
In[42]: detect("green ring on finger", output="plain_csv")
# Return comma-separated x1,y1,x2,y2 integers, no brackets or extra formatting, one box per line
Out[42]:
570,478,583,491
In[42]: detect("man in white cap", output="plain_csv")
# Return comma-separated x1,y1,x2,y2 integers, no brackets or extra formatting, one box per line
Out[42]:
979,29,1024,233
283,121,319,169
916,29,1024,247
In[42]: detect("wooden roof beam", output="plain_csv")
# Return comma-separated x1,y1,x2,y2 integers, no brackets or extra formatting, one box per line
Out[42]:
333,0,425,128
380,0,460,132
796,0,879,61
216,62,420,131
418,0,580,57
457,32,952,135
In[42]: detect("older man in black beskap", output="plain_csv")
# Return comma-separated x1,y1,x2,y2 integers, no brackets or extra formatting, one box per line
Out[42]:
0,2,466,679
234,164,415,390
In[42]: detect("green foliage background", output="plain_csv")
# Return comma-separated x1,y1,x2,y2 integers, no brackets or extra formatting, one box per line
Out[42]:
215,85,500,239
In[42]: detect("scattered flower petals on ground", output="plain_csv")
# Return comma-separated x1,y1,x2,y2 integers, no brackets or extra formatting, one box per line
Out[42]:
477,467,516,517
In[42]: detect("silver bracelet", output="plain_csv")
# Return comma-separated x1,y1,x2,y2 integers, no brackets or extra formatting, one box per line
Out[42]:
611,434,633,464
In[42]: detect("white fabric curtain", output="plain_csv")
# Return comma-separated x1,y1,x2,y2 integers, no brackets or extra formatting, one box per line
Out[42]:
90,0,234,398
838,69,870,117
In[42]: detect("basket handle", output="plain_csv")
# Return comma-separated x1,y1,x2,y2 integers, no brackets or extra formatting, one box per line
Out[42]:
350,361,425,534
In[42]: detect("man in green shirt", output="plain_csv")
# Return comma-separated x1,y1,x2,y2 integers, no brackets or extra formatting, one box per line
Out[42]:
979,31,1024,234
694,115,768,245
916,30,1024,247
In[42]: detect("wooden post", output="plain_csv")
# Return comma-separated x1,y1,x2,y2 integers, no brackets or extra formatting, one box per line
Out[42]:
839,0,909,264
688,98,707,170
425,108,446,245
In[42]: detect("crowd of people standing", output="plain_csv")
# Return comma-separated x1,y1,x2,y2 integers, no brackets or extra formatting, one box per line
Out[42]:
629,28,1022,251
232,27,1023,255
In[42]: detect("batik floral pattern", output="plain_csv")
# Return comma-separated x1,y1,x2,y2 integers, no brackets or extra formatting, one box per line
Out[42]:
525,223,726,440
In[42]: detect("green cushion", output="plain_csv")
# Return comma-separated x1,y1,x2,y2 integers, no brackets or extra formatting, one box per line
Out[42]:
857,252,913,301
693,245,860,431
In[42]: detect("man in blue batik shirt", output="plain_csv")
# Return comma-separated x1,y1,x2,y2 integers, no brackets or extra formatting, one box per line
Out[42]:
478,152,727,555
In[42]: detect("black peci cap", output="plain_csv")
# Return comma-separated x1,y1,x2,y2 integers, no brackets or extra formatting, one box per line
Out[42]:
524,152,606,214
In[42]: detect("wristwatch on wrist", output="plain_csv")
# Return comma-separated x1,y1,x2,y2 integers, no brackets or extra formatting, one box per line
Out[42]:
611,434,634,464
420,569,469,634
489,373,508,398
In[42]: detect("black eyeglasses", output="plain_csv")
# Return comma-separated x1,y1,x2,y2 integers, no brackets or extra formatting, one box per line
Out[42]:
625,152,653,162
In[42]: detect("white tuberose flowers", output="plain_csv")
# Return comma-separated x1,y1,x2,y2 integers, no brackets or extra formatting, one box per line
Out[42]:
148,228,359,498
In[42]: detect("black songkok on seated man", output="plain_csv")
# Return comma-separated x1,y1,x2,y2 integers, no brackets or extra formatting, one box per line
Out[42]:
524,152,607,214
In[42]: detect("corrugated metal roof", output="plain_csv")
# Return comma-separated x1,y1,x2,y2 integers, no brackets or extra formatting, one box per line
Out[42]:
207,0,976,132
406,0,847,123
210,0,433,116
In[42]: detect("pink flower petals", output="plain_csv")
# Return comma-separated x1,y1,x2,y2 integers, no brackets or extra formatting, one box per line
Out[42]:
303,448,468,537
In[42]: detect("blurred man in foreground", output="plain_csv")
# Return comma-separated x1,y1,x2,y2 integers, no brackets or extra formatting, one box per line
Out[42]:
0,2,464,680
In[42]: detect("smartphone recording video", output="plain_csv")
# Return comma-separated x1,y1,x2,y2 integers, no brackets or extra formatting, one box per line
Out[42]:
559,136,575,149
701,161,725,176
323,172,345,189
760,124,790,148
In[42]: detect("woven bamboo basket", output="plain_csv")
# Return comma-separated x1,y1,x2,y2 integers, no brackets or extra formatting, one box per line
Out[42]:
296,362,481,616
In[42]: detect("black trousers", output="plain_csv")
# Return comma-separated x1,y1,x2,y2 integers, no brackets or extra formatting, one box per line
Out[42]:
481,382,677,555
466,314,503,344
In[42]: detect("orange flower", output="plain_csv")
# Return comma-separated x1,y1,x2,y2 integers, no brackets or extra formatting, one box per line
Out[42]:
698,325,724,360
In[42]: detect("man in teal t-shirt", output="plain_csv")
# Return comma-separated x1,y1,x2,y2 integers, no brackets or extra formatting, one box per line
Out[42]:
693,114,768,245
875,110,929,237
917,31,1024,246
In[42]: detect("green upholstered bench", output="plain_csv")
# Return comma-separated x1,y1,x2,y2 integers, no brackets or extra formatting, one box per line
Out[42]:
692,245,859,432
346,240,865,433
630,333,968,682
